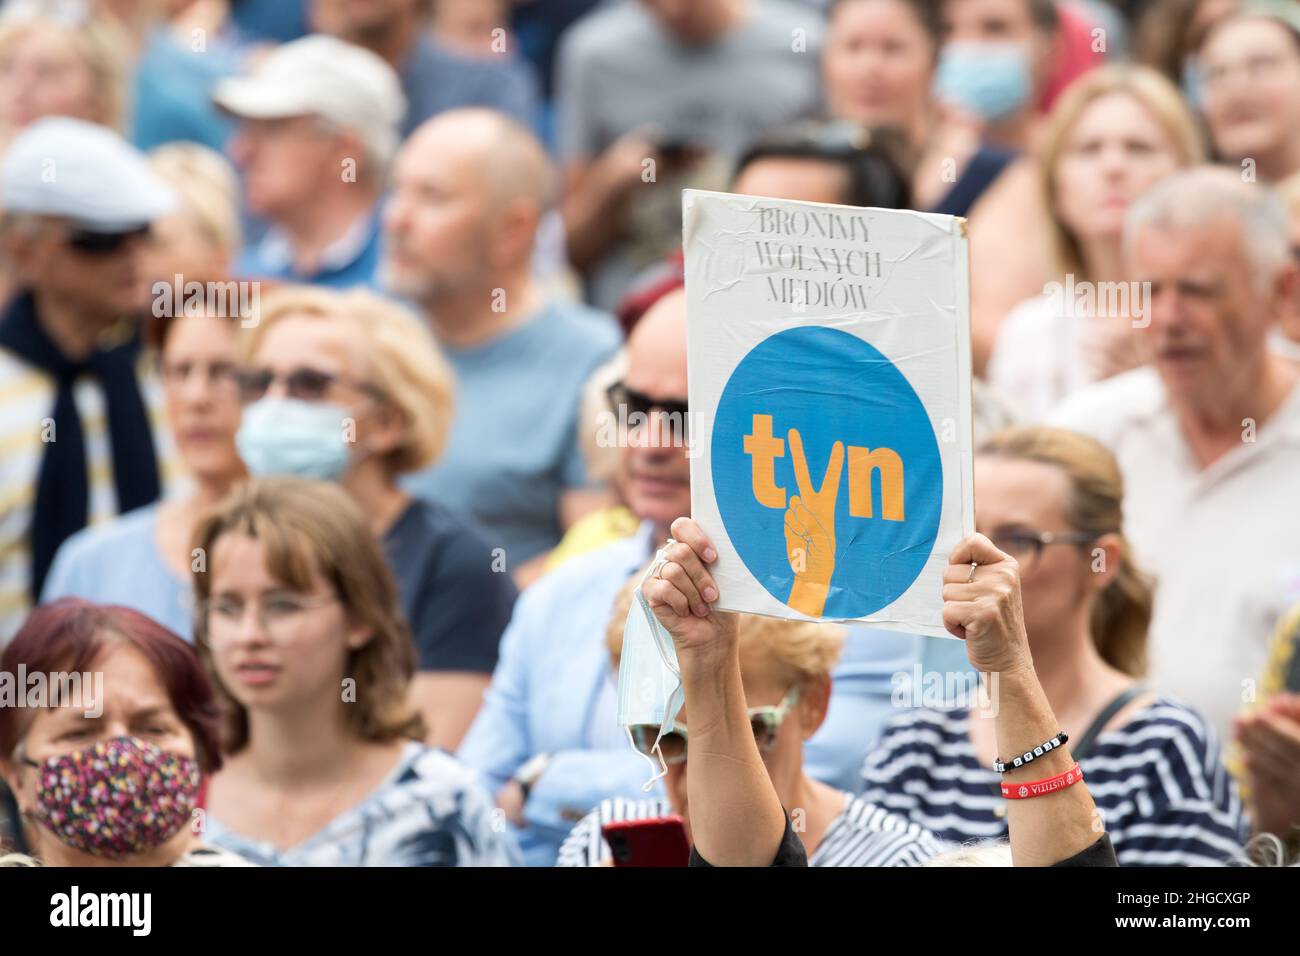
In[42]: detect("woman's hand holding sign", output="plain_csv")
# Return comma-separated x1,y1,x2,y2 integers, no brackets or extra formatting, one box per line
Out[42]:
941,533,1032,677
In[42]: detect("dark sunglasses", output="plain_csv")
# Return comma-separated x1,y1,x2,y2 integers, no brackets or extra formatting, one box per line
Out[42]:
606,381,689,422
66,225,151,255
238,367,383,404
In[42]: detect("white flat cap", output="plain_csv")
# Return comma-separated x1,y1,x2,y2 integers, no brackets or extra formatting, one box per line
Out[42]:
2,117,177,231
212,35,407,167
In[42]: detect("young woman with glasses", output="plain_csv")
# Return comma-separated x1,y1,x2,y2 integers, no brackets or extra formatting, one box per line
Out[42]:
193,477,517,867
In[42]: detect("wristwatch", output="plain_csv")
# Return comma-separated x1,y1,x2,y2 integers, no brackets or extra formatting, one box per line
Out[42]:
515,753,551,801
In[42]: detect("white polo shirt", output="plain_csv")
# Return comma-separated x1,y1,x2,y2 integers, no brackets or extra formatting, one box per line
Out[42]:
1050,366,1300,738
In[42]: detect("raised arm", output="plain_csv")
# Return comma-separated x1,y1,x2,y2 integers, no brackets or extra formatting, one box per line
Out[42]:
943,533,1106,866
643,517,789,867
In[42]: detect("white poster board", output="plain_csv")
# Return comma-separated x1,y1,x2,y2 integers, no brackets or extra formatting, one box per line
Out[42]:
683,189,974,638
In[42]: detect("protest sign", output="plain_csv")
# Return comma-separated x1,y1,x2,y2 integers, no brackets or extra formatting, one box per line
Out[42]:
683,189,974,637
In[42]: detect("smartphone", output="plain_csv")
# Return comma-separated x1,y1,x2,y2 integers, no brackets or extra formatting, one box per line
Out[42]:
602,816,690,867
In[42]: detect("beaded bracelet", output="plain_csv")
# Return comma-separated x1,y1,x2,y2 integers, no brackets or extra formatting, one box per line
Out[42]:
993,731,1068,774
1001,762,1084,799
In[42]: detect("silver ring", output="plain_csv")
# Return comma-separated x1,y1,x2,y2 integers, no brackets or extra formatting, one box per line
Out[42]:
967,561,978,583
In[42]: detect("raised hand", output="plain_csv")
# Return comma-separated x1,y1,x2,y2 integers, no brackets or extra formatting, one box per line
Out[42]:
783,430,844,617
642,517,736,676
940,533,1032,676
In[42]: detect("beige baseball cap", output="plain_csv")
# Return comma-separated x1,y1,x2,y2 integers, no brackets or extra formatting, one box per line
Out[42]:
213,35,407,166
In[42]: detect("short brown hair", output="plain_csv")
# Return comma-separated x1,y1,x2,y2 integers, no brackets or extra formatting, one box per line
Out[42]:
191,477,424,752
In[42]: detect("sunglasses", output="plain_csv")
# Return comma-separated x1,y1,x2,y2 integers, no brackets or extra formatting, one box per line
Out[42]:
238,367,383,404
606,381,689,426
629,687,800,766
66,225,151,255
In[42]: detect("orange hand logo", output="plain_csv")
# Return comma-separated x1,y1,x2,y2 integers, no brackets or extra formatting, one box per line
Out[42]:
783,429,844,616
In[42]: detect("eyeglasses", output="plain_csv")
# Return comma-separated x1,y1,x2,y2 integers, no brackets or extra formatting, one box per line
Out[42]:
66,225,151,256
238,367,384,404
628,687,800,766
606,381,689,436
987,528,1098,574
200,592,339,637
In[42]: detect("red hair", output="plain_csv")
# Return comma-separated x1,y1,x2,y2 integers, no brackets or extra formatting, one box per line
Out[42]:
0,599,223,773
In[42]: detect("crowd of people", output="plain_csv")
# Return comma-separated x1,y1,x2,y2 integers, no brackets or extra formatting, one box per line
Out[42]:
0,0,1297,868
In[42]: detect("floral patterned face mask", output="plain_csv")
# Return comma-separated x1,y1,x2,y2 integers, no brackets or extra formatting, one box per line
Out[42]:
21,735,201,860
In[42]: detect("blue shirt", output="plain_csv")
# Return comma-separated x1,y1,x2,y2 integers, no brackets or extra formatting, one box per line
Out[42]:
41,504,194,640
132,28,239,153
401,34,540,136
403,301,621,565
236,208,383,290
457,523,660,866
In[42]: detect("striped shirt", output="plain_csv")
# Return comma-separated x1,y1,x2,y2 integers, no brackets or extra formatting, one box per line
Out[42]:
860,698,1249,867
0,348,183,643
556,792,946,867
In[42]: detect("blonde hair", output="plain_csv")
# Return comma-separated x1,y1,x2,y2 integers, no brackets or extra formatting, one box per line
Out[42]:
242,286,456,476
191,477,424,753
0,12,130,132
1037,65,1205,281
923,843,1014,867
149,142,243,262
604,569,845,686
979,426,1153,677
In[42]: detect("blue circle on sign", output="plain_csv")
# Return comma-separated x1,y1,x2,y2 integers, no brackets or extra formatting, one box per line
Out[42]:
712,326,942,618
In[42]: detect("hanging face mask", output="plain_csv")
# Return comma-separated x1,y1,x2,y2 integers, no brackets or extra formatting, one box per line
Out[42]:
236,396,351,481
933,42,1033,123
22,735,202,860
616,547,686,791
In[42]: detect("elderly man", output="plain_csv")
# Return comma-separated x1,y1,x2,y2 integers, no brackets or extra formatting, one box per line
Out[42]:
456,289,688,865
382,108,620,579
213,34,404,289
0,118,179,639
1052,167,1300,738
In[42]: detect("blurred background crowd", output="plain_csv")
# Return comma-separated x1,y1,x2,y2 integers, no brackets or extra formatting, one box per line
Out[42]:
0,0,1298,868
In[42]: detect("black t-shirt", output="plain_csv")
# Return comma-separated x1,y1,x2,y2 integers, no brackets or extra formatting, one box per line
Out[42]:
381,498,518,673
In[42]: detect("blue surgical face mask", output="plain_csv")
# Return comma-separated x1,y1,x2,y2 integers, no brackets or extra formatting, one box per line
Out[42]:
616,562,685,791
933,42,1033,123
236,397,351,481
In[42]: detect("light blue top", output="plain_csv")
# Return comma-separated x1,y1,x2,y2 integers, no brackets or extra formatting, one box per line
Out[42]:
457,523,660,867
205,742,520,867
403,300,621,565
42,504,194,641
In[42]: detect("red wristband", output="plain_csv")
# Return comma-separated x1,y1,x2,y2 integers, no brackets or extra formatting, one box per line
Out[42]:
1000,762,1084,799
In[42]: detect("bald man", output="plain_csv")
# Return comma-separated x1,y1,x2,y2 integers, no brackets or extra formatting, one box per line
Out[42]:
456,290,691,866
383,108,621,582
